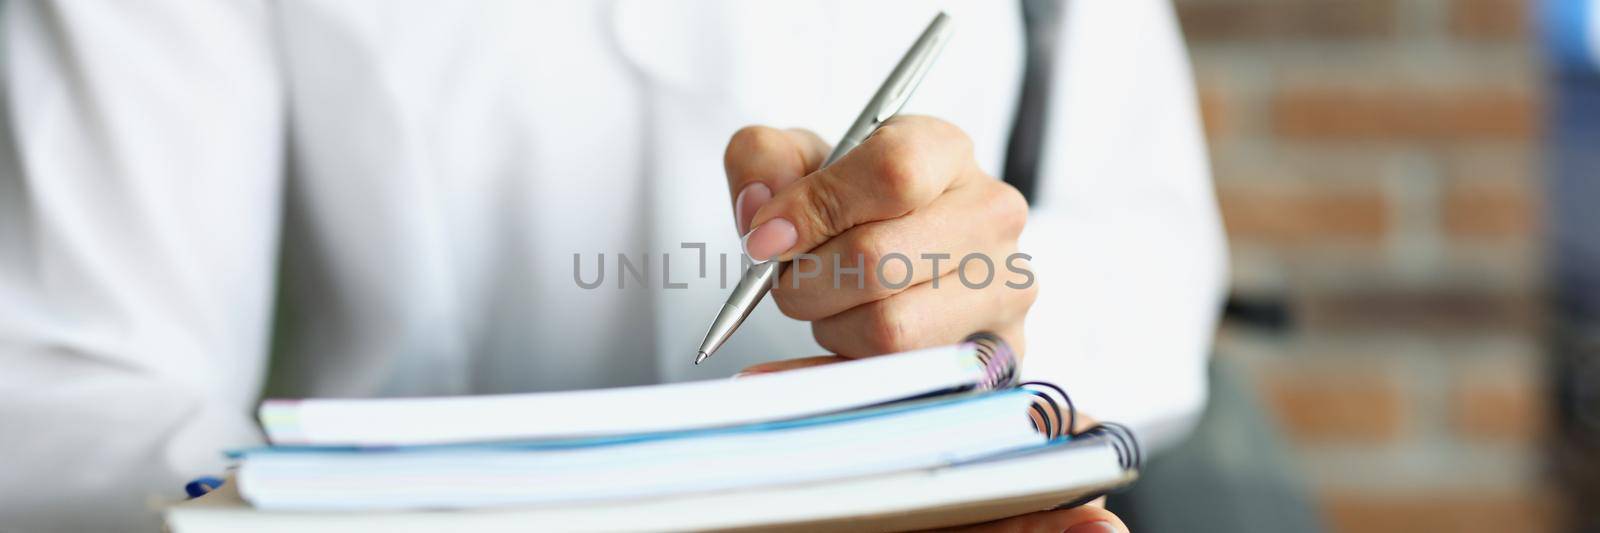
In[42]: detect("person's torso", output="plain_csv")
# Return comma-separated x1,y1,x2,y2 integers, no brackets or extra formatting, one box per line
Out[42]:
264,0,1024,398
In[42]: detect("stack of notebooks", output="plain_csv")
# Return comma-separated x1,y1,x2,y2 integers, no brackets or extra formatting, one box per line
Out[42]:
166,334,1140,532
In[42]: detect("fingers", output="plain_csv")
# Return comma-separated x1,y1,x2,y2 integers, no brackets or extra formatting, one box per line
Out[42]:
744,116,977,262
1073,413,1100,435
724,126,832,235
723,118,1037,365
769,180,1029,321
939,503,1128,533
808,259,1037,358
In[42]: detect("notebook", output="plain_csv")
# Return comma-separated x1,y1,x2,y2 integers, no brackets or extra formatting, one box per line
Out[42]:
258,337,1020,446
168,439,1135,532
168,334,1141,531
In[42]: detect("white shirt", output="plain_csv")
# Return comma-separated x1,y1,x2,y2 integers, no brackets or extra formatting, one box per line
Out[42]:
0,1,1226,530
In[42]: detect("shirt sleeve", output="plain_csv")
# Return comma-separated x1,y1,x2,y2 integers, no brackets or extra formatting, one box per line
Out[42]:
0,1,283,529
1017,0,1229,452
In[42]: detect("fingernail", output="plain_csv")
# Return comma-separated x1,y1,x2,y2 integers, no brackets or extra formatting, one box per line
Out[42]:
1064,521,1116,533
743,218,796,262
734,183,772,235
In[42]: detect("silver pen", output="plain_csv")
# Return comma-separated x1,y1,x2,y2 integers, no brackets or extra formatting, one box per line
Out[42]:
695,12,954,365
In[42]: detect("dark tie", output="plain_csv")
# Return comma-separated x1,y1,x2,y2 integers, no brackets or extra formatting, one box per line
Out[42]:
1003,0,1065,204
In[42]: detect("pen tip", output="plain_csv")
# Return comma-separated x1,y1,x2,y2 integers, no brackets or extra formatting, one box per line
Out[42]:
694,351,710,365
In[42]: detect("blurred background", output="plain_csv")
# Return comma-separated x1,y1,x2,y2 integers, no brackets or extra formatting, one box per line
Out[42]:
1116,0,1599,531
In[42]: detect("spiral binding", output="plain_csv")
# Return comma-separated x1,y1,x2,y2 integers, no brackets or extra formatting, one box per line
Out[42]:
964,332,1019,391
1019,381,1075,440
1015,376,1141,473
1017,379,1143,511
962,332,1141,494
1077,422,1142,472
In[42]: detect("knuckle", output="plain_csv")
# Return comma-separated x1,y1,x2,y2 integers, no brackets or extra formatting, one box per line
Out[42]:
948,124,975,158
874,254,911,293
862,301,911,354
1017,276,1041,309
849,236,884,269
924,116,973,155
989,182,1031,236
784,128,827,164
846,230,901,296
898,116,973,158
840,236,883,291
877,152,921,197
801,174,853,237
725,126,785,166
871,145,926,208
1002,272,1041,324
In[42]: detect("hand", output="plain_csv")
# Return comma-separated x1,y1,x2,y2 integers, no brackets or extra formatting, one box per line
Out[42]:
935,500,1129,533
723,116,1037,361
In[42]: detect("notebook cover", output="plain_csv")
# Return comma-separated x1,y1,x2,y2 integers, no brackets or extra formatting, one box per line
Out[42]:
168,438,1135,533
167,474,1133,533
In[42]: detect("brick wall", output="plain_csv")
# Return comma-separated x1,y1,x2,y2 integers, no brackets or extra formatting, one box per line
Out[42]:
1176,0,1556,530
